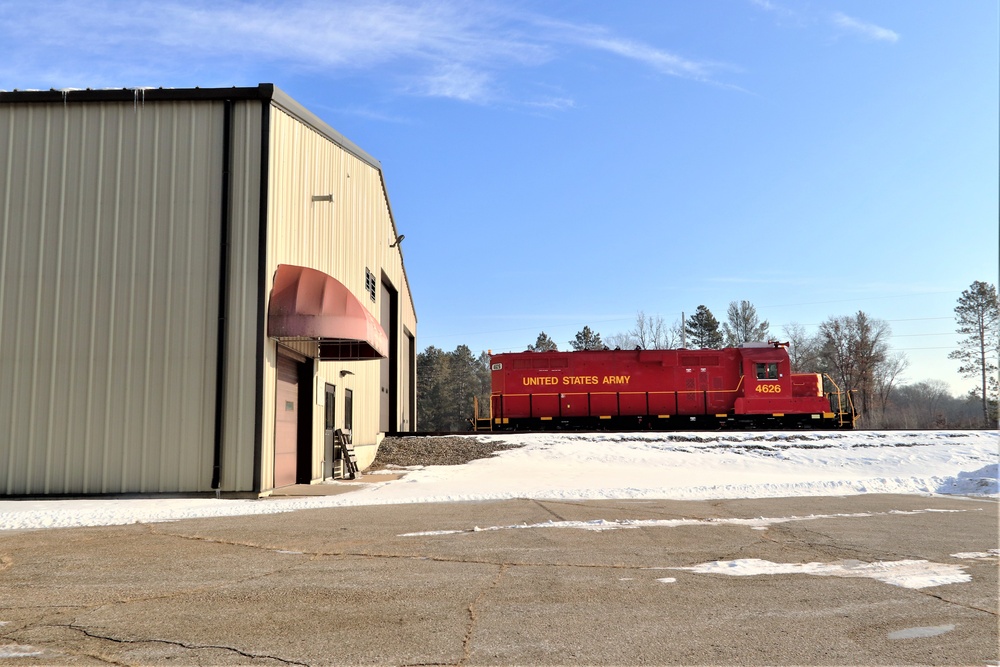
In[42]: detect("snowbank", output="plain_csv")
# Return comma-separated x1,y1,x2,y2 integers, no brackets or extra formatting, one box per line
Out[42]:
0,430,995,532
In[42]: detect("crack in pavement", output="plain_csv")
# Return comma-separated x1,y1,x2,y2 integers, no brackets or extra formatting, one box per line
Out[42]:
55,622,311,666
461,562,509,666
149,519,1000,625
147,525,641,570
912,583,999,617
135,531,643,584
529,499,574,521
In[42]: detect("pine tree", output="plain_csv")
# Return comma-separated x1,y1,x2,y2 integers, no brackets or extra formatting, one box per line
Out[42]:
446,345,483,431
948,281,999,427
527,332,558,352
684,305,723,349
571,326,604,351
416,346,450,430
722,300,770,346
416,345,494,431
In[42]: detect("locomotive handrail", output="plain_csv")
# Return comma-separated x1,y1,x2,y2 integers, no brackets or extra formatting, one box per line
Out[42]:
822,374,858,428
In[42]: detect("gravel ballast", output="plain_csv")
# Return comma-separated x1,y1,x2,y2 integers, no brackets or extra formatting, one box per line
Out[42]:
370,436,521,469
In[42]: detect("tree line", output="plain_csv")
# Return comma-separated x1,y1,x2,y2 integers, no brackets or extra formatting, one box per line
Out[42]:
417,281,998,430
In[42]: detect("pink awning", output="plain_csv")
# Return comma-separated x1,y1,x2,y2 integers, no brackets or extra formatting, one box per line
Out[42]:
267,264,388,360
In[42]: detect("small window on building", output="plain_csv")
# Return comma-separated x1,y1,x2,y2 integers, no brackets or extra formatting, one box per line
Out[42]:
755,362,779,380
344,389,354,432
364,268,376,303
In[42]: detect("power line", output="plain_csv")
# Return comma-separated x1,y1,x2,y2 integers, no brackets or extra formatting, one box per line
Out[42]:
762,290,960,310
890,332,954,338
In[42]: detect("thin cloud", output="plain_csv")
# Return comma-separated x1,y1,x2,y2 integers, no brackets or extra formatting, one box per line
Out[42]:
583,36,713,80
411,63,495,104
831,12,900,43
522,96,576,112
527,15,729,84
748,0,786,15
0,0,740,105
749,2,900,43
322,105,416,125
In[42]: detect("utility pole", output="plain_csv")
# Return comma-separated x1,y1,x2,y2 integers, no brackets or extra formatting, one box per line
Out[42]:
681,311,686,348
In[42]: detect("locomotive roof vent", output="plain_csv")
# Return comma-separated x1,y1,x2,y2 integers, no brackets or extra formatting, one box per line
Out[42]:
738,341,773,348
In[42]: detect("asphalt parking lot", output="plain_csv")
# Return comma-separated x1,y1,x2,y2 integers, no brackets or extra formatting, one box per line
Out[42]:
1,493,997,665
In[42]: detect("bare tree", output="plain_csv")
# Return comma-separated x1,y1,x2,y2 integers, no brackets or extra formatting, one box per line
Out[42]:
722,300,770,346
604,331,637,350
782,322,820,371
873,351,908,427
623,311,679,349
816,311,896,424
883,380,982,429
630,311,663,349
604,312,682,350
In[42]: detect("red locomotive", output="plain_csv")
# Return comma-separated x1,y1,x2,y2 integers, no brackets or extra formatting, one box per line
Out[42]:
473,342,856,431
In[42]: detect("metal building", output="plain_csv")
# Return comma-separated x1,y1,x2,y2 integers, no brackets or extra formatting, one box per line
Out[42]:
0,84,417,496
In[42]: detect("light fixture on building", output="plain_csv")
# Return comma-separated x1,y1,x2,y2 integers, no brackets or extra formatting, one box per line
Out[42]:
340,370,354,377
312,194,333,202
389,234,404,247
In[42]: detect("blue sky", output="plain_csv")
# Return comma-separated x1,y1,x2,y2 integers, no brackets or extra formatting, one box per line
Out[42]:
3,0,997,395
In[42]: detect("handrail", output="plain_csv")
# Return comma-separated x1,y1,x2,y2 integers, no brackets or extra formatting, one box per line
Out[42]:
822,374,857,428
472,395,493,432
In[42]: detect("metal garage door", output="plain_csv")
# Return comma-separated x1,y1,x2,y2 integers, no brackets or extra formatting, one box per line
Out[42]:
274,353,299,488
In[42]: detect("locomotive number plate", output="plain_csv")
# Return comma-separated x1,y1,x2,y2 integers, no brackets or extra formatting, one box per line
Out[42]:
755,384,782,394
491,363,503,371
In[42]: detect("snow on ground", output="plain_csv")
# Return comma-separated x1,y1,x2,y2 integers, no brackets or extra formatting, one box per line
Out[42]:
0,430,996,533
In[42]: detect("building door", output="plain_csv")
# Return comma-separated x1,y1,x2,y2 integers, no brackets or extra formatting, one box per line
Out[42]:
323,384,336,479
380,280,399,432
274,352,300,488
401,331,414,432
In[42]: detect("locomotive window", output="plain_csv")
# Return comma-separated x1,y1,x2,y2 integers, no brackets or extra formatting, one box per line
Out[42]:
755,363,778,380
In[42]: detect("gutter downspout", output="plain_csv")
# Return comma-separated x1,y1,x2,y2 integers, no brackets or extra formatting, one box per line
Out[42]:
251,86,273,493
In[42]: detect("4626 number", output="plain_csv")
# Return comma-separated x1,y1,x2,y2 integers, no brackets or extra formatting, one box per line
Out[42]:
755,384,782,394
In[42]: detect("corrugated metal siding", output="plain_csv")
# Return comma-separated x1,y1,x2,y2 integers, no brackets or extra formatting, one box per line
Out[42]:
0,101,223,494
263,106,416,485
218,100,263,492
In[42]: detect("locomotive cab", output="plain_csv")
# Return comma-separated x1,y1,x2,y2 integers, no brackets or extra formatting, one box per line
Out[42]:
733,341,853,428
736,342,792,412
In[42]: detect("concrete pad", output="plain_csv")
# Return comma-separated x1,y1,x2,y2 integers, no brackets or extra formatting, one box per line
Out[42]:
0,494,995,665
